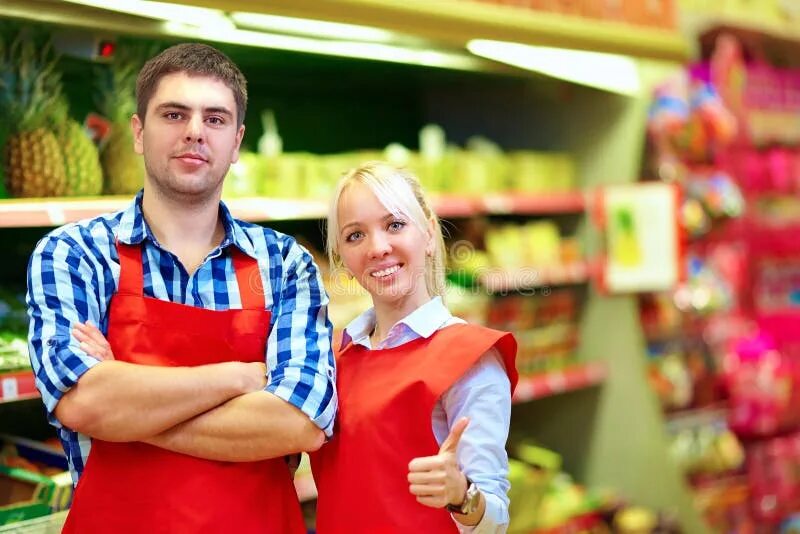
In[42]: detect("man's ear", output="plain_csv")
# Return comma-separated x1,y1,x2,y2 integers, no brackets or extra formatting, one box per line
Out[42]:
231,124,245,163
131,114,144,155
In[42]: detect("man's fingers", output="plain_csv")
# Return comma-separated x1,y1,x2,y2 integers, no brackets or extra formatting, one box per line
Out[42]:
79,341,106,360
72,328,87,343
438,417,469,455
74,323,102,346
80,322,110,347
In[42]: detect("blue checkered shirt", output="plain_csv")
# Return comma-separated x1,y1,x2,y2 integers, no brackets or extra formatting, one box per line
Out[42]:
26,192,337,484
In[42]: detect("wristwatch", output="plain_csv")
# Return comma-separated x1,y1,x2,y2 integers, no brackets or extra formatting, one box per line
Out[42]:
446,476,480,515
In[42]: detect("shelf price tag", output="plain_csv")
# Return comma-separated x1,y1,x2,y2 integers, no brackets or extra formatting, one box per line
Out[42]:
46,204,67,226
1,377,19,401
483,196,512,214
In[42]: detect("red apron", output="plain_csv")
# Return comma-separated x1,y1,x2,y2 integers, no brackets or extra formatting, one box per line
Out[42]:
311,323,517,534
63,243,306,534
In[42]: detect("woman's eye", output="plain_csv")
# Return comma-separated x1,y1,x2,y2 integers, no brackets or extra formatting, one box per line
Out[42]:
388,221,406,231
345,231,363,242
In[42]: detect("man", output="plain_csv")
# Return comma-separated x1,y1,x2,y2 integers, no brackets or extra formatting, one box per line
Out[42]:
26,43,336,533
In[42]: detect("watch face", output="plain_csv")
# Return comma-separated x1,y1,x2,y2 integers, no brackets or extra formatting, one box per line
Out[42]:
463,483,480,514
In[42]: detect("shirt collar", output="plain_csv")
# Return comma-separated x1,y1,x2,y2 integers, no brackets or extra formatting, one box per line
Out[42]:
341,296,452,349
115,190,258,259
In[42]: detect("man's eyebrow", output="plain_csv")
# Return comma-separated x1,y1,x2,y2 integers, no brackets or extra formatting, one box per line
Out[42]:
204,106,234,117
155,102,190,112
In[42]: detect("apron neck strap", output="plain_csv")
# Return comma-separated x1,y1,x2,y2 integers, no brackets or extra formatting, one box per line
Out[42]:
116,242,144,296
231,248,265,310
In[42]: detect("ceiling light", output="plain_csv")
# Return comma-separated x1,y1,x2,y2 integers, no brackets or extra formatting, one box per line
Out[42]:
467,39,641,96
62,0,233,30
161,23,486,70
230,12,397,43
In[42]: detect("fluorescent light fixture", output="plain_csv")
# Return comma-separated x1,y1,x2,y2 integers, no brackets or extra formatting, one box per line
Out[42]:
230,12,396,43
62,0,234,30
161,22,485,71
467,39,641,96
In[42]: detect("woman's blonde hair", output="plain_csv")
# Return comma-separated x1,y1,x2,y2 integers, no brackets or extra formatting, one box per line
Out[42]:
326,161,447,299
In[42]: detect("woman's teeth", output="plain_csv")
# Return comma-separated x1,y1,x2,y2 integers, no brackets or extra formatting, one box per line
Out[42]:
371,265,400,278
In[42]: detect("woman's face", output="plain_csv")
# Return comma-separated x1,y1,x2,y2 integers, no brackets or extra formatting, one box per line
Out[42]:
336,181,433,313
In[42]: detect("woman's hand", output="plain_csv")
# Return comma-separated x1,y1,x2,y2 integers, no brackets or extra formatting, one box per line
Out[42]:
407,417,469,508
72,321,115,361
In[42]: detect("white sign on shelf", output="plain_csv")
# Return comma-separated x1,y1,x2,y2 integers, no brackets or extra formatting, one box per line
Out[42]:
601,182,681,293
1,377,19,400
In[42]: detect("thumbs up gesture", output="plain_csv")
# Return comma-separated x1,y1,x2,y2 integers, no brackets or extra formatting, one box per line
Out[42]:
407,417,469,509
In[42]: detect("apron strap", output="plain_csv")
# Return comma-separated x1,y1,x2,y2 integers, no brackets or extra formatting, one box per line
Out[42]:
116,242,144,296
231,248,265,310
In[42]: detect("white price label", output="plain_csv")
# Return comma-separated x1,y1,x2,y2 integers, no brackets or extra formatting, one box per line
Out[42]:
46,204,67,226
483,196,512,214
2,377,19,400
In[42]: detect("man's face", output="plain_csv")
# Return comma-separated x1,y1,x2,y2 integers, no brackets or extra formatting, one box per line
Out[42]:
132,71,244,201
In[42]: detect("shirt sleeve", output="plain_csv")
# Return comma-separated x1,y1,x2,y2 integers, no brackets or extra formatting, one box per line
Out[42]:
432,348,511,534
265,240,337,437
26,235,104,428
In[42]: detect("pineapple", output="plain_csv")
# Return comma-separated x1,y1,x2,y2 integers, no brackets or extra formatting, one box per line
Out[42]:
95,47,146,195
51,97,103,197
0,34,68,198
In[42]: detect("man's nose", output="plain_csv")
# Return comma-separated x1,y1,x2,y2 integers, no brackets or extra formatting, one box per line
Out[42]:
184,115,204,144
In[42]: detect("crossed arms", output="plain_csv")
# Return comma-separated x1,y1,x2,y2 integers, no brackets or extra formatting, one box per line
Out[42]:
27,234,336,462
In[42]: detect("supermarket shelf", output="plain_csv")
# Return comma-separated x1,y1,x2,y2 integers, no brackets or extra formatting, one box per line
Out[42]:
665,404,730,433
294,473,317,502
0,510,68,532
682,9,800,47
480,191,586,215
0,196,329,228
0,370,39,403
176,0,690,62
512,362,607,404
478,262,590,293
0,192,585,228
433,190,585,218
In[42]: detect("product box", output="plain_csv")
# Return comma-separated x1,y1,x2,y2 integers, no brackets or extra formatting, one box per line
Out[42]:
0,436,72,525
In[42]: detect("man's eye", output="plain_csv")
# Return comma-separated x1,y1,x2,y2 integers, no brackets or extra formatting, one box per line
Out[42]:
207,116,224,125
165,112,182,120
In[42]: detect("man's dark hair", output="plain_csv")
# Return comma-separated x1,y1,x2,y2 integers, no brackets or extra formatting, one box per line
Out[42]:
136,43,247,127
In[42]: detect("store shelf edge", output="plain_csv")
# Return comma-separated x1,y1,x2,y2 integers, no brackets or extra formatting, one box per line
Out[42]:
512,362,607,404
0,192,586,227
0,370,38,404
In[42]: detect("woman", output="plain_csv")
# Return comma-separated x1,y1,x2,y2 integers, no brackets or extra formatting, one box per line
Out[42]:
311,161,518,533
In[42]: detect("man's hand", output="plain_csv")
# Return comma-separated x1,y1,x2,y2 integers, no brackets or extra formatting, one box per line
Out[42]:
240,362,268,392
407,417,470,509
73,322,115,361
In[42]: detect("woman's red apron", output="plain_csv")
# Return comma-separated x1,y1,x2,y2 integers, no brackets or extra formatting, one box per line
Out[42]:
311,323,517,534
62,243,306,533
